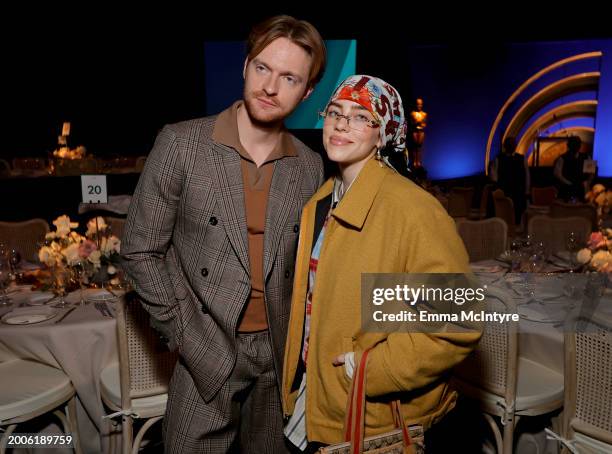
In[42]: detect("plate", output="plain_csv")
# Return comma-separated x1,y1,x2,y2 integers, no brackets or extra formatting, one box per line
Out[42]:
555,251,572,261
1,308,58,325
85,289,123,303
7,284,32,292
497,251,514,263
27,292,56,306
62,289,123,304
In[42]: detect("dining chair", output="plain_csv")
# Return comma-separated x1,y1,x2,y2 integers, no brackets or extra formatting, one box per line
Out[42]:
550,201,598,231
531,186,558,207
524,205,551,234
0,218,49,262
79,157,99,173
0,159,10,178
134,156,147,173
492,189,517,238
477,183,496,219
53,158,82,176
527,215,591,256
447,186,475,219
100,293,177,454
456,218,508,262
106,217,126,240
0,359,82,454
452,287,564,453
111,157,137,174
11,158,47,176
556,310,612,453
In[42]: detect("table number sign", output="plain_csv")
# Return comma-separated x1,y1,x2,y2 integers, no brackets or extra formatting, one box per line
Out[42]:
81,175,108,204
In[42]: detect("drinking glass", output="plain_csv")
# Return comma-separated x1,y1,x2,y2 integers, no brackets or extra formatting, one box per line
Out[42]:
565,232,580,271
50,267,71,308
0,259,12,306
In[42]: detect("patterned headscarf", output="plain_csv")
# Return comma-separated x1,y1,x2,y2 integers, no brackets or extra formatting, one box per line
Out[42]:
325,75,407,156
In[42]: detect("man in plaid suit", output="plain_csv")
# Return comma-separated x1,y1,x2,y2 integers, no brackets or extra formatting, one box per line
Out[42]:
121,15,326,453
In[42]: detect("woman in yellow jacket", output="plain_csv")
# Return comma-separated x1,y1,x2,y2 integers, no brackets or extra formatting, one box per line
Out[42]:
282,75,481,451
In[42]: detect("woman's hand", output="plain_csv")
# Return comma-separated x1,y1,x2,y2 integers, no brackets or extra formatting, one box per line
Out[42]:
332,353,346,366
333,352,355,379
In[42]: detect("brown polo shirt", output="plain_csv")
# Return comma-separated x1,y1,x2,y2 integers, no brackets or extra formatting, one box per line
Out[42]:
212,101,297,332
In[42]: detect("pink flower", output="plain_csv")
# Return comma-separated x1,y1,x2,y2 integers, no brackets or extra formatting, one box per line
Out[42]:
588,232,605,250
78,240,98,258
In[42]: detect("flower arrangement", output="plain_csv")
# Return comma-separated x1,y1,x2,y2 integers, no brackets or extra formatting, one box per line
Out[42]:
38,215,121,287
53,145,86,160
586,184,612,213
576,229,612,273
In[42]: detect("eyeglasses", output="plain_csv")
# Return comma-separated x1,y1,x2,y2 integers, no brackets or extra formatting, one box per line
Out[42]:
318,110,380,131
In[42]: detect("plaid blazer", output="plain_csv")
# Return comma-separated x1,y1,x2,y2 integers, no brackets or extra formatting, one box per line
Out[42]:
121,115,324,402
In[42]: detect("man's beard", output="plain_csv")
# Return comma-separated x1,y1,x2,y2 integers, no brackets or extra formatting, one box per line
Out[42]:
243,91,289,127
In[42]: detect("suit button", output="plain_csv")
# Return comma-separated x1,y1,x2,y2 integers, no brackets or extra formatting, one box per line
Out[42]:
159,335,169,344
201,268,209,277
293,224,299,233
201,305,208,314
209,216,218,226
285,270,291,278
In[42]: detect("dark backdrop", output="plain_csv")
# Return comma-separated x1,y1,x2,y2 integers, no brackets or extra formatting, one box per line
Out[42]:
2,7,609,160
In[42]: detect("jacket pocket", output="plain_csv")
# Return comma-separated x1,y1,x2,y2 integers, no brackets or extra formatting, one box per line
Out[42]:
339,337,355,385
342,337,354,355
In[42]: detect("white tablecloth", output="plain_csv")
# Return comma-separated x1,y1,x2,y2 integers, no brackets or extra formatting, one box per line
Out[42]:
471,261,612,453
472,260,612,374
0,289,119,453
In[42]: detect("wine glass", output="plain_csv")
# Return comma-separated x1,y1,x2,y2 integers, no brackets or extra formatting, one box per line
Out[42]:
72,263,87,305
50,267,71,308
9,249,21,276
510,238,522,252
516,272,537,302
522,234,534,253
565,232,579,271
533,241,548,268
509,238,523,272
0,258,12,306
534,241,546,256
523,252,545,273
0,242,7,265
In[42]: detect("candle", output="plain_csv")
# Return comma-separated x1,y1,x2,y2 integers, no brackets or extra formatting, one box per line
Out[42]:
62,122,71,136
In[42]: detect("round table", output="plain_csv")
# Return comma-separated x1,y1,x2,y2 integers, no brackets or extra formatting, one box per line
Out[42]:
0,288,119,454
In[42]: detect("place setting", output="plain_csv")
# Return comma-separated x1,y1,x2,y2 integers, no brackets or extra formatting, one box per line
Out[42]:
1,305,61,325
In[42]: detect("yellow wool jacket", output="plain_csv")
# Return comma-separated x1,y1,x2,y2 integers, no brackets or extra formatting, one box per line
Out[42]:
282,158,481,444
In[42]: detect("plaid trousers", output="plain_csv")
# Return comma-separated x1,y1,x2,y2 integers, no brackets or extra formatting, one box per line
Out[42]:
163,330,292,453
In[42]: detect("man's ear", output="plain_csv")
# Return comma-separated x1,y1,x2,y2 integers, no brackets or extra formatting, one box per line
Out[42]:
243,58,249,79
302,86,314,101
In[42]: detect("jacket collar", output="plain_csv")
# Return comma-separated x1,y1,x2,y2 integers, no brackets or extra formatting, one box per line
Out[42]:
312,158,391,230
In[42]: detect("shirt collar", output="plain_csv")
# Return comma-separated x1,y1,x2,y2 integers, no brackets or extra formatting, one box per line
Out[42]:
212,101,298,163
